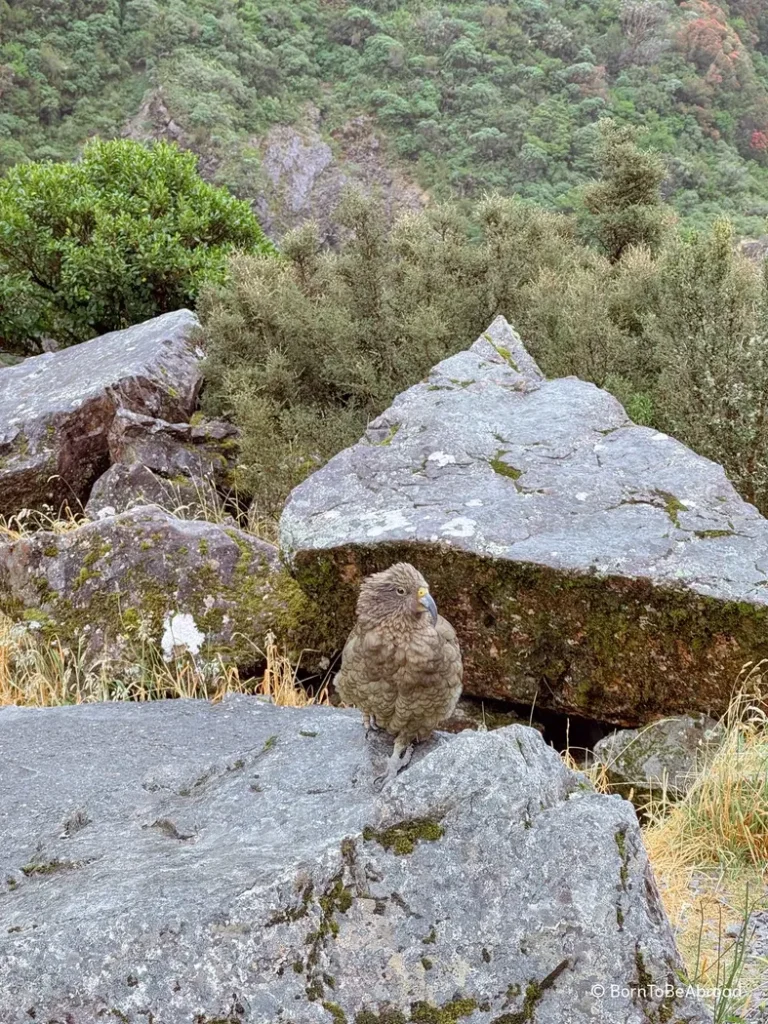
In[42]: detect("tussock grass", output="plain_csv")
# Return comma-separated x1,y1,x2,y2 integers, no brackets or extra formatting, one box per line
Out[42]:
0,615,326,709
644,663,768,871
641,664,768,1019
169,481,279,545
0,505,89,541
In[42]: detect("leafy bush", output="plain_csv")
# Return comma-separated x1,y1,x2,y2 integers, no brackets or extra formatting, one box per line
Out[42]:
0,138,272,353
650,220,768,511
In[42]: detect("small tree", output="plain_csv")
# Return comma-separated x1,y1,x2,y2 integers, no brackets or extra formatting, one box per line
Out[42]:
582,119,670,262
649,219,768,508
0,139,272,353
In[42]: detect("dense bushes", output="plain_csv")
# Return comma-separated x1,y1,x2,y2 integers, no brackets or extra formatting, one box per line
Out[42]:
200,190,584,515
0,139,271,353
202,127,768,520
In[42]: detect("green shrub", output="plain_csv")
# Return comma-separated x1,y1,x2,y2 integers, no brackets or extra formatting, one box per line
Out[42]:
649,219,768,511
0,138,272,353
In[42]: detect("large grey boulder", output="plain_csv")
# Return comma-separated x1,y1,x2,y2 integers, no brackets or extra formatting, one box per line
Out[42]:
0,310,202,516
0,506,283,669
280,316,768,725
592,715,724,804
0,699,709,1024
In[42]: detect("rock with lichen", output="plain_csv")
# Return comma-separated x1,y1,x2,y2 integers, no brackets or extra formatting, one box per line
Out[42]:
0,505,281,669
0,310,202,518
280,315,768,726
592,714,725,805
84,462,222,519
0,699,709,1023
107,409,239,491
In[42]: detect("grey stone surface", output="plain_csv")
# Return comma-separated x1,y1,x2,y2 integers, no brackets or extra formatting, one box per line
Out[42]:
0,505,281,668
107,408,238,489
84,461,223,520
0,310,202,516
0,699,709,1024
280,316,768,724
592,715,725,803
254,106,426,244
84,462,183,517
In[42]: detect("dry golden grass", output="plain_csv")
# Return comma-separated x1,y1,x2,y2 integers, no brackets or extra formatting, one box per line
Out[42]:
0,614,327,709
166,480,279,544
0,505,89,541
641,664,768,1019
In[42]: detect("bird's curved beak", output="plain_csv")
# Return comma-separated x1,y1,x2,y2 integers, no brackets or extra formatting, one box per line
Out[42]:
418,587,438,625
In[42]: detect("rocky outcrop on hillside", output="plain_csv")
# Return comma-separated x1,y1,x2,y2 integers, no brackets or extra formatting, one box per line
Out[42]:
0,506,282,668
0,698,709,1024
281,316,768,726
125,93,427,245
0,310,202,517
255,107,428,243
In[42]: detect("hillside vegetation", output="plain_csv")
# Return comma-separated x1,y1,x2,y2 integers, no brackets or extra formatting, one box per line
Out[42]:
3,0,768,231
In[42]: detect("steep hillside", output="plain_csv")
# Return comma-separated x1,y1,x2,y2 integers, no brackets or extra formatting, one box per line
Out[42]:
3,0,768,231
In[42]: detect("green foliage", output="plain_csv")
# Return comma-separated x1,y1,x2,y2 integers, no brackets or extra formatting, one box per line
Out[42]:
0,138,271,352
581,119,670,260
3,0,768,231
649,220,768,511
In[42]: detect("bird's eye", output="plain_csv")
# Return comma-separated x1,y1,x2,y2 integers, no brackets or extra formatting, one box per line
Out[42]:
396,586,406,596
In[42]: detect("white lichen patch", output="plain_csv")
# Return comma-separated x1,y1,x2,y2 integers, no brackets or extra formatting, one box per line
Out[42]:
364,509,415,538
427,451,456,467
441,517,477,538
575,492,589,502
651,433,669,441
161,612,206,660
465,498,483,507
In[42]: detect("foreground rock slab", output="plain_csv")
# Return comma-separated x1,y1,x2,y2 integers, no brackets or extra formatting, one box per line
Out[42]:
281,316,768,725
0,506,281,667
0,699,708,1024
0,310,201,516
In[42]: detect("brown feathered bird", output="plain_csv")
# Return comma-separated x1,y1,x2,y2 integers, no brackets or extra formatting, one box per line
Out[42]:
335,562,463,786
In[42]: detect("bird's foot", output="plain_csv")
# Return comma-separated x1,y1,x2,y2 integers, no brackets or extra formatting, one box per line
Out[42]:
374,743,414,792
363,714,381,739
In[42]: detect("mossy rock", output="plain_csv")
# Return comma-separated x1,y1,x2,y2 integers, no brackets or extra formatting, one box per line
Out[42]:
0,506,284,669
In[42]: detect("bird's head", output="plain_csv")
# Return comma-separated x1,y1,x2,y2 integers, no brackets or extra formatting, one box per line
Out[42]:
356,562,439,628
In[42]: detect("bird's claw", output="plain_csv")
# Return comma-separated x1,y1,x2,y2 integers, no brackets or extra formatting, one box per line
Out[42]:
373,743,414,792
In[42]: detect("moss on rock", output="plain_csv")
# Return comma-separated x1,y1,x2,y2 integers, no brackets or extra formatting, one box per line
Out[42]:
289,543,768,725
362,818,445,856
